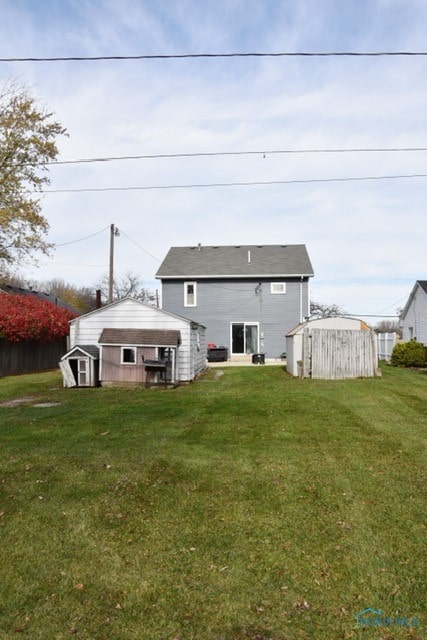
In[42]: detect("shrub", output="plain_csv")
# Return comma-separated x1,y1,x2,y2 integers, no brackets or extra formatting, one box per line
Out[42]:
0,293,76,342
391,340,426,367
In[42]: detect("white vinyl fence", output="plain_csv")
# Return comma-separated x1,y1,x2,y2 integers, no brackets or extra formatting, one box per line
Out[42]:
377,332,397,361
302,328,378,379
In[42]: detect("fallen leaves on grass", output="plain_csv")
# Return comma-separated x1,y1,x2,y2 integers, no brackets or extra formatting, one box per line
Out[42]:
292,599,310,610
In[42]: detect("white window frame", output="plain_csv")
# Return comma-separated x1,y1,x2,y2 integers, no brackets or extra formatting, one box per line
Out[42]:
184,281,197,307
121,346,137,364
270,282,287,294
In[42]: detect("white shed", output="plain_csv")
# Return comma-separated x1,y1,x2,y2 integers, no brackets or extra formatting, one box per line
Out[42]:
286,316,375,379
62,297,206,386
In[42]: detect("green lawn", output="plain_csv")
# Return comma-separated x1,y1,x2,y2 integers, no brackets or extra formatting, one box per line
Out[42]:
0,365,425,640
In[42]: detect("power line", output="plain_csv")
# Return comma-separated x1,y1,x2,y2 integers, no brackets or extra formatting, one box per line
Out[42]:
374,295,409,315
345,314,399,318
54,226,109,246
119,229,254,291
43,172,427,194
11,146,427,168
3,51,427,62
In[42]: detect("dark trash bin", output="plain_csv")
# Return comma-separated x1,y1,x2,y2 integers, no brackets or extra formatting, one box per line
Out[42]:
252,353,265,365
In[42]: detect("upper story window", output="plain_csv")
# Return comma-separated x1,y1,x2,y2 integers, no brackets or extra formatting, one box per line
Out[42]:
121,347,136,364
184,281,197,306
270,282,286,294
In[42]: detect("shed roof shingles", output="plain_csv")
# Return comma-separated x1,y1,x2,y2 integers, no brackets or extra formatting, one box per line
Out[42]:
156,244,314,278
98,328,181,346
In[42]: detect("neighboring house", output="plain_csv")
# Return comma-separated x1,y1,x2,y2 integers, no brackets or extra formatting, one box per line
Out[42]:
60,297,206,387
156,244,314,360
286,316,377,379
399,280,427,345
1,284,80,315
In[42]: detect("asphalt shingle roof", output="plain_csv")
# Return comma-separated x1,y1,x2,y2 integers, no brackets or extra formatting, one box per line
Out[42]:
74,345,100,358
156,244,314,278
98,328,181,346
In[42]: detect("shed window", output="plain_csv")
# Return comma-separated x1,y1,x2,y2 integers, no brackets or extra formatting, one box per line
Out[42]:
121,347,136,364
184,281,197,307
271,282,286,294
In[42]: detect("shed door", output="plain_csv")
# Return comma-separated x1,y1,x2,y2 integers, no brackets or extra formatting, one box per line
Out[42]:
77,358,89,386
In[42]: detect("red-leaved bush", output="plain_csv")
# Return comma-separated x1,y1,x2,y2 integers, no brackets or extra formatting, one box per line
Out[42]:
0,293,77,342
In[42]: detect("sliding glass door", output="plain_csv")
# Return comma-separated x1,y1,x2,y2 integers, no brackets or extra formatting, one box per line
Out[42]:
231,323,259,355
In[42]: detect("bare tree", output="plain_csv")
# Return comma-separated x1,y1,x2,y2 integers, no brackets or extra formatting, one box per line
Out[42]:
310,300,346,318
375,319,402,337
95,271,156,305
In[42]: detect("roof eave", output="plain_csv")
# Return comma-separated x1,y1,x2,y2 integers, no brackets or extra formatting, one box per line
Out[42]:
156,273,314,280
99,342,179,347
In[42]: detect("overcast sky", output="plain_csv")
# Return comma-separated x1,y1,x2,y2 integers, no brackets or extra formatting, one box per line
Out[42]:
1,0,426,319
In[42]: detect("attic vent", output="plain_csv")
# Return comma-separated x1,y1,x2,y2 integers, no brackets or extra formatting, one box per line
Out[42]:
257,245,263,248
235,245,241,248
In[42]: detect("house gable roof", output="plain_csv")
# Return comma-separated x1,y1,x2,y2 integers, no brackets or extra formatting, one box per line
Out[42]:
68,297,205,328
155,244,314,279
418,280,427,294
400,280,427,319
98,328,181,346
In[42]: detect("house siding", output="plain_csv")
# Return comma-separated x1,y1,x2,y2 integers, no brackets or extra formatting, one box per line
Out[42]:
162,278,309,358
401,284,427,345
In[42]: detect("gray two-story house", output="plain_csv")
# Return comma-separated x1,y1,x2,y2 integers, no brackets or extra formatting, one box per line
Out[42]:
156,244,314,360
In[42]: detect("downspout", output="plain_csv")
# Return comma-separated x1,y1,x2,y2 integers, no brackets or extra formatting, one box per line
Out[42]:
299,277,303,323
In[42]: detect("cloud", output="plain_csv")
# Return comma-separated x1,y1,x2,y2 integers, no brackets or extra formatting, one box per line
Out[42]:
0,0,426,318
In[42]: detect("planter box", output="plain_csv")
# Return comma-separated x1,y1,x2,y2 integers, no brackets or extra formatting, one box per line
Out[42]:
207,347,228,362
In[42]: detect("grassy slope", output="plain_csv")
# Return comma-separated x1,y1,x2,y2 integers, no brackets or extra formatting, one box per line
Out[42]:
0,365,425,640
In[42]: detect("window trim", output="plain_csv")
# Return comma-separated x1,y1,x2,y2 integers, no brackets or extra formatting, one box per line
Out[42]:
121,346,137,364
270,282,287,295
184,281,197,307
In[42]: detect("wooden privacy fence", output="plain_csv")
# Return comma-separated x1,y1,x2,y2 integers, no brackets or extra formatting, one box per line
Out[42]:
0,339,67,377
302,328,378,379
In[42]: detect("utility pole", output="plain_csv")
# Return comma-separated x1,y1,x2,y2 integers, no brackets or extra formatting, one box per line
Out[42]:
108,223,119,304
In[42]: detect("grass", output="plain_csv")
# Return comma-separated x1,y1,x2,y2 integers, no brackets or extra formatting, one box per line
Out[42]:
0,364,425,640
